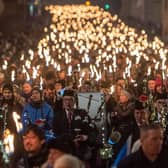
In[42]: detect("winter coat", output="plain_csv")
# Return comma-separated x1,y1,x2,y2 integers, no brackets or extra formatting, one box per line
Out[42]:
14,144,49,168
22,101,54,132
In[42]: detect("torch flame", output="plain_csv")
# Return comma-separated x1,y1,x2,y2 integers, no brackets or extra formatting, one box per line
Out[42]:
40,76,43,90
3,129,14,155
13,112,23,133
11,70,15,82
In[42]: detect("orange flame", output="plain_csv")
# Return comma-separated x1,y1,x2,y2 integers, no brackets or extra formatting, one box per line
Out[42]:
3,129,14,154
13,112,23,132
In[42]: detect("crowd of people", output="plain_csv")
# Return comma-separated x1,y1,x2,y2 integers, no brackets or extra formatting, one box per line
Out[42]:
0,4,168,168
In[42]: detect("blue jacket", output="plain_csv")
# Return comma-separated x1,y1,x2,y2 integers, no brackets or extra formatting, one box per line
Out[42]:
22,101,54,131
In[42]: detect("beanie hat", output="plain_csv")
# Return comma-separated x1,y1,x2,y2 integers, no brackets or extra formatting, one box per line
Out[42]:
2,83,13,93
100,81,111,88
31,86,42,97
47,137,72,153
155,79,162,87
135,100,145,110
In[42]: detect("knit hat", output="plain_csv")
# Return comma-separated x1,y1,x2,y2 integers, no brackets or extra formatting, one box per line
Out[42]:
100,81,111,88
155,79,162,87
31,86,42,97
2,83,13,93
47,137,72,153
135,100,145,110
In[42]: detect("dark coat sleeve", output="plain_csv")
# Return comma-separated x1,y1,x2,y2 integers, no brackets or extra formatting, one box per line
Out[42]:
117,152,139,168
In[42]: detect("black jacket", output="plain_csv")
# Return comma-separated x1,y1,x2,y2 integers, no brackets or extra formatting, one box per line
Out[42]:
118,147,168,168
53,108,97,144
53,108,98,160
13,144,48,168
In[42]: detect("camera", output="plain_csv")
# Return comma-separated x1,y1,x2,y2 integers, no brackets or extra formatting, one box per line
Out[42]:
58,88,65,96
